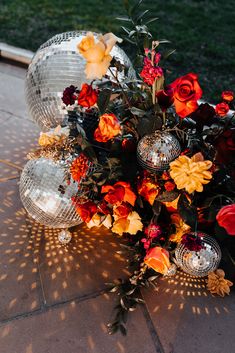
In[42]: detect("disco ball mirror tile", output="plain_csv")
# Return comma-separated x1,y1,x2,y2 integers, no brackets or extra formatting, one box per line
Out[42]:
19,157,85,228
175,233,222,277
25,31,135,131
137,130,181,172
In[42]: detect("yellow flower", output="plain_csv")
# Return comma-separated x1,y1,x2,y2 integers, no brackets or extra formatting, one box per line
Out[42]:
112,211,143,236
169,213,191,243
38,125,69,147
77,32,122,79
87,213,112,229
169,152,212,194
207,269,233,297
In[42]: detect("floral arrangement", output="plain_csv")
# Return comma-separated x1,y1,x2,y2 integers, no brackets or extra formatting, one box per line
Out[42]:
28,1,235,335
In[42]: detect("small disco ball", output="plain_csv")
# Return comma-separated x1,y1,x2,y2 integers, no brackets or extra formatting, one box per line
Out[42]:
19,157,89,228
137,130,181,172
25,31,135,131
58,229,72,244
175,233,222,277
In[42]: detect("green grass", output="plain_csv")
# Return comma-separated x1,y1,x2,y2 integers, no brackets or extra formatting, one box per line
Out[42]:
0,0,234,102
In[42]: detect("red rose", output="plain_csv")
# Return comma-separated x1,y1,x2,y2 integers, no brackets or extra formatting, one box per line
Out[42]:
216,204,235,236
77,83,98,108
215,102,230,117
222,91,234,102
169,73,203,118
75,201,97,223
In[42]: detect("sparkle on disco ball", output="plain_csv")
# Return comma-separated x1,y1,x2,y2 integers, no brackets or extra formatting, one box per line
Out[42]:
58,229,72,244
137,130,181,172
175,233,222,277
19,157,86,228
25,31,136,131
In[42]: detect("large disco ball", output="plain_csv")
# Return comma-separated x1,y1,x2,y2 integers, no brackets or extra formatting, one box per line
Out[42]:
25,31,135,131
137,130,181,172
19,157,86,228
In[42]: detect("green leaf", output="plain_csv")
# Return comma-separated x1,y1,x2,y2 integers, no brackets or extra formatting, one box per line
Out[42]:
116,16,132,22
121,26,131,34
137,115,162,137
162,49,176,60
178,194,197,228
130,0,144,15
119,324,127,336
152,200,162,218
130,107,146,117
156,190,179,203
97,89,112,115
135,10,149,22
145,17,159,25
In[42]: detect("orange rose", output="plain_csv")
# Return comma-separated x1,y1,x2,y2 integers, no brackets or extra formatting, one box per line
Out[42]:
94,113,121,143
222,91,234,102
216,204,235,236
77,83,98,108
215,102,230,117
113,202,132,219
101,181,136,206
169,73,203,118
144,246,171,275
137,173,159,205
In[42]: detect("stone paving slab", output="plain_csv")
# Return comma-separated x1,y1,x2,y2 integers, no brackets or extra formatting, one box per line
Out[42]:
0,293,157,353
142,272,235,353
0,114,39,174
29,221,130,306
0,180,42,321
0,62,27,118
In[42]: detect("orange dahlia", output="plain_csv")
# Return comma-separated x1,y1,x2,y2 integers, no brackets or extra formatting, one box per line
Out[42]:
169,152,212,194
70,154,90,182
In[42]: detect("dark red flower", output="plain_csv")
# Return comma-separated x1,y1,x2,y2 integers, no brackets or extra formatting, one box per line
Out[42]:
77,83,98,108
156,87,174,111
121,137,137,153
221,91,234,102
181,232,204,251
144,224,162,239
190,103,216,128
215,102,230,117
214,128,235,165
62,85,77,105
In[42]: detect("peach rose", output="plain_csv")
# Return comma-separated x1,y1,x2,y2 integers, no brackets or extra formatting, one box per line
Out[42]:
144,246,171,275
94,113,121,143
78,32,122,79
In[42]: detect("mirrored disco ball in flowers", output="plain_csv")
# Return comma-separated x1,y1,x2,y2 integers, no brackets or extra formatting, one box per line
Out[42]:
19,157,88,228
137,130,181,172
175,233,222,277
25,31,135,131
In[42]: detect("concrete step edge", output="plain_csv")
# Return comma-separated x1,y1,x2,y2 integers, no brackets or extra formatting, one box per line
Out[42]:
0,42,34,65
